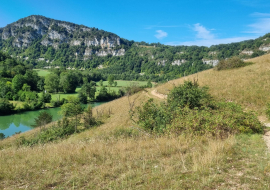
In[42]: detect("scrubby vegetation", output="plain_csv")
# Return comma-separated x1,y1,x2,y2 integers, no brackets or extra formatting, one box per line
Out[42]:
16,98,100,146
215,56,253,70
134,81,263,136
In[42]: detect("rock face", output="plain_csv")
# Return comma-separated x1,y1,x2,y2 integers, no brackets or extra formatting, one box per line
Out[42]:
95,49,125,57
202,59,219,66
241,50,254,55
171,59,186,66
157,60,167,66
0,15,124,57
259,45,270,51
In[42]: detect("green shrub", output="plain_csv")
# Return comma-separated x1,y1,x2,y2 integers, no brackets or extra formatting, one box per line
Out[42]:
17,117,75,146
215,56,253,71
169,102,263,137
135,98,171,132
50,98,66,107
135,82,263,136
167,80,212,109
78,91,87,104
0,98,15,115
266,103,270,120
32,111,53,128
0,133,5,140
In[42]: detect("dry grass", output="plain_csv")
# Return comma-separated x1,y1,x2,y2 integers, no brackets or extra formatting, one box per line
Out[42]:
157,53,270,114
0,90,239,189
1,54,270,188
0,132,235,189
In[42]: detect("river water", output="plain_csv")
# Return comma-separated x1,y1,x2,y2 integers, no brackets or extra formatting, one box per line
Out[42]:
0,102,106,137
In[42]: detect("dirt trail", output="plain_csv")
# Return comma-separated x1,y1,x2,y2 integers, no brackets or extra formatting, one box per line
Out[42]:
151,89,167,99
263,129,270,151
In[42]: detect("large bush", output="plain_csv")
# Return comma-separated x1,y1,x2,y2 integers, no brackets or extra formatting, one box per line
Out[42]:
135,81,263,136
167,80,212,109
215,56,253,71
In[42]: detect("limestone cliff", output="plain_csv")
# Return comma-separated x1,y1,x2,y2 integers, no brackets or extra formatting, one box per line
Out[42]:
0,15,124,57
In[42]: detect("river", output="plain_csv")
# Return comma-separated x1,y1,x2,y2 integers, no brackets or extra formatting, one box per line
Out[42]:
0,102,106,137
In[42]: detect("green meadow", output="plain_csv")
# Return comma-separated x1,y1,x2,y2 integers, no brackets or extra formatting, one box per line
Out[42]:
34,69,51,77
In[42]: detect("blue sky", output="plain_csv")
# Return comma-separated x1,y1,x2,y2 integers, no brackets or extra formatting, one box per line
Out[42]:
1,0,270,46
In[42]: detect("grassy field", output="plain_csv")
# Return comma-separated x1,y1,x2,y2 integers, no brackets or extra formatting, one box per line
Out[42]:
156,53,270,115
101,80,149,87
1,90,270,189
34,69,51,77
49,87,81,101
1,56,270,189
46,80,150,101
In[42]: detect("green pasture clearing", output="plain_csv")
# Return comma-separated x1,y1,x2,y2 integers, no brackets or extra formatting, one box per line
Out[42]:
37,80,150,101
101,80,148,87
33,69,51,77
49,87,81,101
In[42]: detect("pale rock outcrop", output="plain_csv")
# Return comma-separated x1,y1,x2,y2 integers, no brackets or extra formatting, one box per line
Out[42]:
58,23,75,33
208,51,217,55
71,40,81,46
202,59,219,66
41,39,53,46
259,45,270,51
2,30,10,40
94,49,125,57
157,60,167,66
111,48,125,56
241,50,253,55
84,48,93,56
171,59,186,66
52,43,59,49
38,58,45,61
48,30,65,40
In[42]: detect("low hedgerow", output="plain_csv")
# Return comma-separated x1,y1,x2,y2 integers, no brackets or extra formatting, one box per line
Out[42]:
16,117,75,146
134,81,263,136
215,56,253,71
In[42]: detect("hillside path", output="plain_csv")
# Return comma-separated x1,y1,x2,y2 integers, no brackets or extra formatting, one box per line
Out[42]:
264,130,270,152
263,122,270,152
151,89,167,99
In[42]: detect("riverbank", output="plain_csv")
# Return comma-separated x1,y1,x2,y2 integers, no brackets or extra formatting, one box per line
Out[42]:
0,102,106,137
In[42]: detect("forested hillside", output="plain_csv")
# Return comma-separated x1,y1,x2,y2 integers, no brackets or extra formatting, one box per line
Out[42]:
1,15,270,82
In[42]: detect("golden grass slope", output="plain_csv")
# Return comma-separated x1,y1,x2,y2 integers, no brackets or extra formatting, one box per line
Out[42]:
1,54,270,189
157,53,270,114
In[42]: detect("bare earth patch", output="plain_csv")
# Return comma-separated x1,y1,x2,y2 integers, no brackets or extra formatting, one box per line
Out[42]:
151,89,167,99
263,130,270,152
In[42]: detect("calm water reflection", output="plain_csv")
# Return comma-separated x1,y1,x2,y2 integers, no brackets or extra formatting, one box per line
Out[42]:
0,102,106,137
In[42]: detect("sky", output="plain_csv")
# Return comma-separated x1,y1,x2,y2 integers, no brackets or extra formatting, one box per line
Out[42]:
1,0,270,47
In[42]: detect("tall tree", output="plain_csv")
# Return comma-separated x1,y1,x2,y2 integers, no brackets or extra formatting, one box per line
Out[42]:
107,75,114,87
82,81,96,100
32,111,53,132
44,73,60,93
12,74,25,93
60,97,83,132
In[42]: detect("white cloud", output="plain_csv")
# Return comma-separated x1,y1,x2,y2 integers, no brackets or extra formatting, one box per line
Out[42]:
155,30,168,39
244,12,270,34
251,12,270,17
166,23,257,47
193,23,215,40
